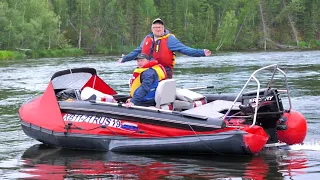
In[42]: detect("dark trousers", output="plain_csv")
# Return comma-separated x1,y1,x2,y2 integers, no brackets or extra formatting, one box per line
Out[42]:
134,100,156,107
165,67,173,79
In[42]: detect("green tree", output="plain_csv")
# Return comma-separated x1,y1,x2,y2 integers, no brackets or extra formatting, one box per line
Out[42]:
233,0,259,49
51,0,69,34
193,0,215,46
0,1,9,49
215,10,239,50
103,0,127,51
140,0,157,33
1,0,66,50
1,0,320,53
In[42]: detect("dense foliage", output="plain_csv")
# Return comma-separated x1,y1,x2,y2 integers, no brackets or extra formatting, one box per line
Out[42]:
0,0,319,55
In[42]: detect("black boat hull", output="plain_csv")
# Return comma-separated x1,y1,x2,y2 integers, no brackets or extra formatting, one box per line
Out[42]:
21,120,252,155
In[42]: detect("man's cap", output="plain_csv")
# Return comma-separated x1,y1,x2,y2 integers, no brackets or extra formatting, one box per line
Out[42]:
152,18,164,25
134,53,149,60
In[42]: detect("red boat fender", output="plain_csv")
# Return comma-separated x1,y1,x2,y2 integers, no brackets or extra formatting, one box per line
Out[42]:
277,110,307,145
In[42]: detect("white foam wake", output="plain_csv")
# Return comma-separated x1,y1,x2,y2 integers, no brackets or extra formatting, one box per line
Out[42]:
290,141,320,151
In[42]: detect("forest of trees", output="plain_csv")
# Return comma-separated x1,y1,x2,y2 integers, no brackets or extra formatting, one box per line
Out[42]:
0,0,320,56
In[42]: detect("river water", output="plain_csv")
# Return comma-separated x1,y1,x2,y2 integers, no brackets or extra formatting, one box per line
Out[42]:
0,51,319,179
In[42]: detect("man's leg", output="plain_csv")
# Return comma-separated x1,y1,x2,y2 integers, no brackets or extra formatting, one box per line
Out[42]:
165,67,173,79
134,100,156,107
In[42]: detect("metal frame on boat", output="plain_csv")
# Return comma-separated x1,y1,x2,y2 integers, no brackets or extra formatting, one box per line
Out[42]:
224,64,292,127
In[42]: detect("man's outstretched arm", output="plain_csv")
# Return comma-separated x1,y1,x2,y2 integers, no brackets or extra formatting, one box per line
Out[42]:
167,35,211,57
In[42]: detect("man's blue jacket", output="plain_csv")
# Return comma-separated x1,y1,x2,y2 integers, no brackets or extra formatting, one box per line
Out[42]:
130,68,158,106
121,29,205,62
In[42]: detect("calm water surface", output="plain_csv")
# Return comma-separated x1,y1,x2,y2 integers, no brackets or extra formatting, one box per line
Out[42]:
0,51,320,179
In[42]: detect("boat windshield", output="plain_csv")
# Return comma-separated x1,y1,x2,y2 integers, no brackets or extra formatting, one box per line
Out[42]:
51,68,96,90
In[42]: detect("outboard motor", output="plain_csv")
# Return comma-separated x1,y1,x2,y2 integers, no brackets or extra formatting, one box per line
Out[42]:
240,88,284,143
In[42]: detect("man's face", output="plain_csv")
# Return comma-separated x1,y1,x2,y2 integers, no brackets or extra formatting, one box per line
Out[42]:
151,23,164,37
136,58,149,68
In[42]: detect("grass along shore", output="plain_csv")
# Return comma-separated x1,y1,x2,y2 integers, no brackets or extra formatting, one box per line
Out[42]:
0,48,85,60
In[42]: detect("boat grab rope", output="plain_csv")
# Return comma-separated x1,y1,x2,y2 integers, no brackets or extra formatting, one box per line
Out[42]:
187,124,224,156
188,124,252,156
81,124,121,136
63,120,121,136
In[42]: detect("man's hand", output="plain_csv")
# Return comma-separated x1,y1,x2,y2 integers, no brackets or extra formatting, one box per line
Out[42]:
204,49,211,56
118,54,125,63
125,98,134,107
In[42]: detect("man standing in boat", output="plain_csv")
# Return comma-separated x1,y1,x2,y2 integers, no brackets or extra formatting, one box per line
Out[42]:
125,53,167,107
118,18,211,78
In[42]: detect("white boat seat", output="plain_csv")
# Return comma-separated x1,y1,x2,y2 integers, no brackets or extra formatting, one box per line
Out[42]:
182,100,241,118
155,79,176,108
173,100,193,110
174,89,207,110
176,88,205,102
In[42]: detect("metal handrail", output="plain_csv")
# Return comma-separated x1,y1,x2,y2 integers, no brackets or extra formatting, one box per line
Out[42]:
222,64,292,127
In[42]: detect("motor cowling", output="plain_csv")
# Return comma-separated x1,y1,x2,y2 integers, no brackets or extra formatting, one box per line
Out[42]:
277,110,307,145
240,88,284,122
240,88,284,143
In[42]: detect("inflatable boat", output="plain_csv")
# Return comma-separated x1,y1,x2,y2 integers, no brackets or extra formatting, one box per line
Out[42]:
19,64,307,155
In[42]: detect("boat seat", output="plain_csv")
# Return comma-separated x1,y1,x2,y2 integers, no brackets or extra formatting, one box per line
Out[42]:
173,89,207,111
182,100,241,118
155,79,176,109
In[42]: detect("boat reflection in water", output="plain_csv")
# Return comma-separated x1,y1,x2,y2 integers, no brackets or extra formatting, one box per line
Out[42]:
20,144,308,179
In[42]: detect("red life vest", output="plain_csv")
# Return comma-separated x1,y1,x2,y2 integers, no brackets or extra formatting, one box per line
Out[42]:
141,34,176,68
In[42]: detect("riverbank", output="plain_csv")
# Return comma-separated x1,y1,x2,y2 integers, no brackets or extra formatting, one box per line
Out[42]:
0,48,86,60
0,46,138,60
0,46,139,60
0,50,25,60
